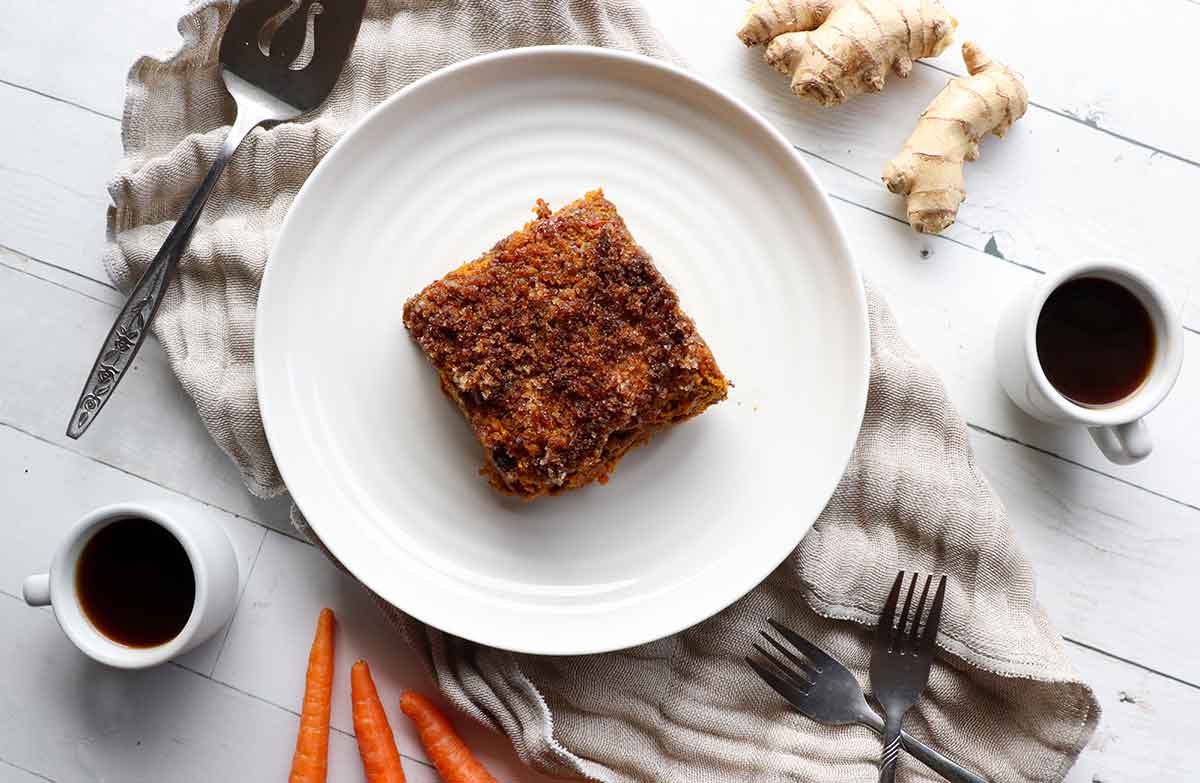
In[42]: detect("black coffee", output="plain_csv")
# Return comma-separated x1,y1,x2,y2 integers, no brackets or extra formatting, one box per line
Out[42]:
1035,277,1155,407
76,517,196,648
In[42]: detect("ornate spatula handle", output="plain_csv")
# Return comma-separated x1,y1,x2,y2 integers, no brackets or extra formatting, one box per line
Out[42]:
66,112,260,439
67,261,171,439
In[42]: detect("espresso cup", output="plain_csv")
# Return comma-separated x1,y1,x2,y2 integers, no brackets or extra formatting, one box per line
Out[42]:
22,500,239,669
995,259,1184,465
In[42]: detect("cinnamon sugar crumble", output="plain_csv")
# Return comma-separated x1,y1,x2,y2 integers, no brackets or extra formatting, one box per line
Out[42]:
402,189,728,498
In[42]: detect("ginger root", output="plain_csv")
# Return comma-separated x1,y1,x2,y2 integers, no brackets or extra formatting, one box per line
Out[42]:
737,0,956,106
882,42,1028,234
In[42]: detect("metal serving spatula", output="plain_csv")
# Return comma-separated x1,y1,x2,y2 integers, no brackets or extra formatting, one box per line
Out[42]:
67,0,365,439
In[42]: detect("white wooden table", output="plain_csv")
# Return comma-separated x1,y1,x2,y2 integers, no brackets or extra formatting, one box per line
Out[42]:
1,1,1196,781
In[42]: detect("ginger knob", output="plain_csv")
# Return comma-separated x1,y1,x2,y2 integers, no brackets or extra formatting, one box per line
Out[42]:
737,0,957,106
883,42,1029,234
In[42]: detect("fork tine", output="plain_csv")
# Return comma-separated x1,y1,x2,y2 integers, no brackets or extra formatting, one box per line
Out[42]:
759,632,818,680
746,656,810,704
752,644,812,691
895,572,918,652
905,574,933,652
766,618,834,671
875,571,903,651
919,575,948,653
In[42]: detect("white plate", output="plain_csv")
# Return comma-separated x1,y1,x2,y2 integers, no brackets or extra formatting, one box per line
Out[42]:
257,47,868,655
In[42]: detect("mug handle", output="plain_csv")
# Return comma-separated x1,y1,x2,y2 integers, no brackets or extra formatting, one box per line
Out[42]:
1088,419,1152,465
23,573,51,606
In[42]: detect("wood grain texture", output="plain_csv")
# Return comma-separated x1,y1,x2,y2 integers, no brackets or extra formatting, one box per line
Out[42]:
0,82,117,285
920,0,1200,165
0,1,179,120
0,758,54,783
0,593,442,783
0,261,293,533
1,0,1198,780
647,0,1200,330
972,432,1200,684
1067,644,1196,783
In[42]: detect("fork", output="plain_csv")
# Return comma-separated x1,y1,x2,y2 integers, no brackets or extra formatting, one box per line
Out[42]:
67,0,366,439
748,619,984,783
871,572,948,783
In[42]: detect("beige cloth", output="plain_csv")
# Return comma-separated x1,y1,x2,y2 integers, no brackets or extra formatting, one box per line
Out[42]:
107,1,1099,781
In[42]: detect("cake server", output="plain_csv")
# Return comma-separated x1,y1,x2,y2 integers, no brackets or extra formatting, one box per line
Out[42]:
67,0,365,439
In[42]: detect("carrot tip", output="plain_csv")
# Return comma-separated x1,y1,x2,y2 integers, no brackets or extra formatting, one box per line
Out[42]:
289,608,336,783
399,690,496,783
351,659,406,782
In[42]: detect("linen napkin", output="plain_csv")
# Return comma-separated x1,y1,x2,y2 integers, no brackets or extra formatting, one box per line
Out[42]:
106,1,1100,780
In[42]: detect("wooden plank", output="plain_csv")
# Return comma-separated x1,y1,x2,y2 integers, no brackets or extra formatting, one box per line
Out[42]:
0,759,53,783
0,261,293,533
213,529,561,783
972,431,1200,684
0,1,181,120
920,0,1200,165
646,0,1200,329
0,82,117,286
0,424,267,676
0,593,441,783
1066,645,1197,783
0,244,121,308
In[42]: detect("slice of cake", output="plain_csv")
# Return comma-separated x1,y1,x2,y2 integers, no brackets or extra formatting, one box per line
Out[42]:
402,189,728,498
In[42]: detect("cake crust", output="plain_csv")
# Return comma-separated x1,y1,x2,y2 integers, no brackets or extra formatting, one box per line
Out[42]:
402,190,728,498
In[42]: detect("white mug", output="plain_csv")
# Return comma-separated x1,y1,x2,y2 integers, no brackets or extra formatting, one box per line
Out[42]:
22,500,239,669
995,259,1184,465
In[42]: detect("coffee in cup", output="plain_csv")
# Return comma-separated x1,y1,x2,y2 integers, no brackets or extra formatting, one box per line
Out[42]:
1035,276,1156,408
996,259,1184,465
23,500,239,669
75,516,197,648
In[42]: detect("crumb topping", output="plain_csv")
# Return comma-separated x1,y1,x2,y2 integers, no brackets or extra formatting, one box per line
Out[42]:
403,190,727,496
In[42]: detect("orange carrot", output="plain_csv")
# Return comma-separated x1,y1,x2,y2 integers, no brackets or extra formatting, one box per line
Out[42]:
399,691,497,783
351,660,407,783
289,608,336,783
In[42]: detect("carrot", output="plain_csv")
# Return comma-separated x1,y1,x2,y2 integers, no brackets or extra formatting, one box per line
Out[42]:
351,660,407,782
289,608,336,783
399,691,497,783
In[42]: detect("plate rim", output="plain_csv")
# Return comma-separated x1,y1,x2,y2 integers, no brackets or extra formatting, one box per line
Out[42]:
256,44,870,655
